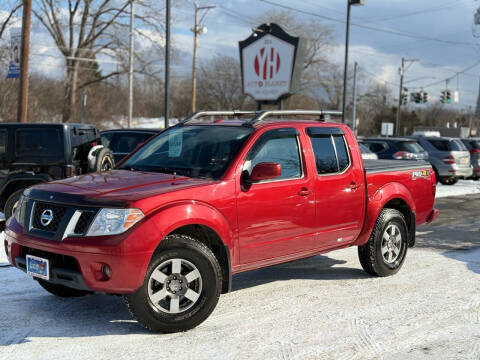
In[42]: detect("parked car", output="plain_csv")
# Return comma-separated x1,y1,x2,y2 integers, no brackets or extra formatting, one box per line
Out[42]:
361,137,428,161
358,142,378,160
4,110,438,333
460,138,480,180
410,136,473,185
101,129,159,163
0,123,114,220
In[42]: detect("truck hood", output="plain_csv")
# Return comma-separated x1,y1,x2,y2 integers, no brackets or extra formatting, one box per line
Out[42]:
27,170,217,205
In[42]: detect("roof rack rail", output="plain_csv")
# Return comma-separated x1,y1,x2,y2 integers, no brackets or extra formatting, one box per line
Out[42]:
247,110,343,126
180,110,257,124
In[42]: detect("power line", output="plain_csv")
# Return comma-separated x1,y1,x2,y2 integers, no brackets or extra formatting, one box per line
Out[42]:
260,0,478,47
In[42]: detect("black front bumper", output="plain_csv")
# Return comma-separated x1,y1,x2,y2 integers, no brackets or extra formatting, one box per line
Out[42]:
15,256,91,291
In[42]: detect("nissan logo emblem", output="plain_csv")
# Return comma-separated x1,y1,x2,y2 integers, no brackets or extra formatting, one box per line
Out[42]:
40,209,54,227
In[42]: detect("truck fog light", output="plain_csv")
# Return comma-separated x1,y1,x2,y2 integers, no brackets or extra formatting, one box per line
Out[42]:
102,264,111,279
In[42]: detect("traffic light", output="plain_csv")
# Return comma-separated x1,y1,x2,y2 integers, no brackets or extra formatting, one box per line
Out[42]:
440,91,446,103
441,90,451,104
422,91,428,103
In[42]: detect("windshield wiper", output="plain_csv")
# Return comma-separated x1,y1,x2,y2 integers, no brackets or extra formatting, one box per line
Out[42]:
119,165,145,172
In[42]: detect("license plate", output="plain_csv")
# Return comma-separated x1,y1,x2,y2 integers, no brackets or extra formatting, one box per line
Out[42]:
26,255,49,280
461,157,469,164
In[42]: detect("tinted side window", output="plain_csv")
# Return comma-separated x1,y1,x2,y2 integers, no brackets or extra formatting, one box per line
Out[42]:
15,128,64,161
309,136,338,174
333,135,349,172
309,133,350,174
244,128,301,180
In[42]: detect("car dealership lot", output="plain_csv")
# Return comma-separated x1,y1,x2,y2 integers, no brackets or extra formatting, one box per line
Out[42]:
1,194,479,360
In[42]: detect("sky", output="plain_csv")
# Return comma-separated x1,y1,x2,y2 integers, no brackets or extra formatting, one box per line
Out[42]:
1,0,480,110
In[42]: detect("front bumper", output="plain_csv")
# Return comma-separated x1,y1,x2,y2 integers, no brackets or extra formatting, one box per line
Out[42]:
4,217,156,294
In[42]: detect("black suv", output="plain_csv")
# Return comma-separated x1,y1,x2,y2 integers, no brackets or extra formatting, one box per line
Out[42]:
0,123,114,219
360,137,429,161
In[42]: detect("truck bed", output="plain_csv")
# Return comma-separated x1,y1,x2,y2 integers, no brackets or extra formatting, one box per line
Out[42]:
364,159,431,174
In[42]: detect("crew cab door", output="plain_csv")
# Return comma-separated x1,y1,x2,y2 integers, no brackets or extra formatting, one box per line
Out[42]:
236,127,316,265
306,127,365,249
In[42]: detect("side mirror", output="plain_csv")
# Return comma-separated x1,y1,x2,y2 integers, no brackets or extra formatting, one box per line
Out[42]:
250,162,282,182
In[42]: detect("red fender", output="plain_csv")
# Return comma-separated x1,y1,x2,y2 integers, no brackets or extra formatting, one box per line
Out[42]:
354,182,415,246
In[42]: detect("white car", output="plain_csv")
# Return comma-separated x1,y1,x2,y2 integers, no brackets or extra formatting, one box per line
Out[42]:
359,142,378,160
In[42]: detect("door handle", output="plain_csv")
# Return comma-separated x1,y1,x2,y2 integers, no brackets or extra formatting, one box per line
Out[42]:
298,187,312,196
350,182,361,190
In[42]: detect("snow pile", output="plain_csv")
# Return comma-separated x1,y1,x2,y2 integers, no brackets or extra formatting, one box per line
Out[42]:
0,232,8,266
436,180,480,198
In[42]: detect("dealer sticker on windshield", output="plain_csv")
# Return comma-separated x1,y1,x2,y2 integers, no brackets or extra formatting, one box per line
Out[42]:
26,255,49,280
412,170,429,180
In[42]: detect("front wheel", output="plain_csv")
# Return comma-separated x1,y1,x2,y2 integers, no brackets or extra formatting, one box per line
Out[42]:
358,208,408,277
124,235,222,333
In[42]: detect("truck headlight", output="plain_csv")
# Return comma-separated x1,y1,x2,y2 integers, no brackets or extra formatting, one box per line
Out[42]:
13,195,26,226
86,208,144,236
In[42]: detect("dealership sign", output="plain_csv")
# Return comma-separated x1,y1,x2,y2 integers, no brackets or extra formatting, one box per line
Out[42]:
239,23,305,102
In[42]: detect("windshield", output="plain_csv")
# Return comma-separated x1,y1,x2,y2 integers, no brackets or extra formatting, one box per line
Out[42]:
396,141,424,153
120,125,253,179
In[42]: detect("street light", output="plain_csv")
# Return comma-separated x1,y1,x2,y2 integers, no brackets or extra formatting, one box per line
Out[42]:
342,0,364,123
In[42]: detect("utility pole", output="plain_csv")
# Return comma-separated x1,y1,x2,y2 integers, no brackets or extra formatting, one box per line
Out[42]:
127,0,135,128
342,0,365,123
165,0,171,127
351,61,358,136
191,3,215,113
17,0,32,123
396,57,405,136
395,57,418,136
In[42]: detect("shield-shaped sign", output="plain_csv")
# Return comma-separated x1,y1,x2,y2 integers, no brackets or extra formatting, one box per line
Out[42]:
239,23,305,102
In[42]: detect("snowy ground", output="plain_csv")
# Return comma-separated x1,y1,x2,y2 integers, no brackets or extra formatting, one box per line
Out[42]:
0,196,479,359
436,180,480,199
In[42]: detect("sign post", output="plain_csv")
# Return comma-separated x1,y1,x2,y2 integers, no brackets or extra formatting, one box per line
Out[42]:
239,23,304,109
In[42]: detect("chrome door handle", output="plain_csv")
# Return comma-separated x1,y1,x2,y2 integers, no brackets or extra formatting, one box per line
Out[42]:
350,182,361,190
298,187,311,196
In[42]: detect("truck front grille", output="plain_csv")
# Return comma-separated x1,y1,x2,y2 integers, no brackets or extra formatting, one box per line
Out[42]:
32,202,67,232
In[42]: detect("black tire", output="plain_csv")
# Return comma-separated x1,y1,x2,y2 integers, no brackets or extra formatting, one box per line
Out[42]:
37,279,91,297
4,189,24,219
124,235,222,333
358,208,408,277
91,148,115,172
439,176,458,185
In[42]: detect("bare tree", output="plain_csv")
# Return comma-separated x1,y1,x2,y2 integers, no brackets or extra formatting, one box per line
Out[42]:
0,1,21,40
197,56,248,110
33,0,167,122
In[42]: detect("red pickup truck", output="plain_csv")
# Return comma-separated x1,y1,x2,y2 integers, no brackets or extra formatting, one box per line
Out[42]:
4,110,438,333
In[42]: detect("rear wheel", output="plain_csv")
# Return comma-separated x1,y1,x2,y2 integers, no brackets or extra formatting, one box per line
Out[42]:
358,208,408,277
439,176,458,185
37,279,91,297
124,235,222,333
4,189,25,219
